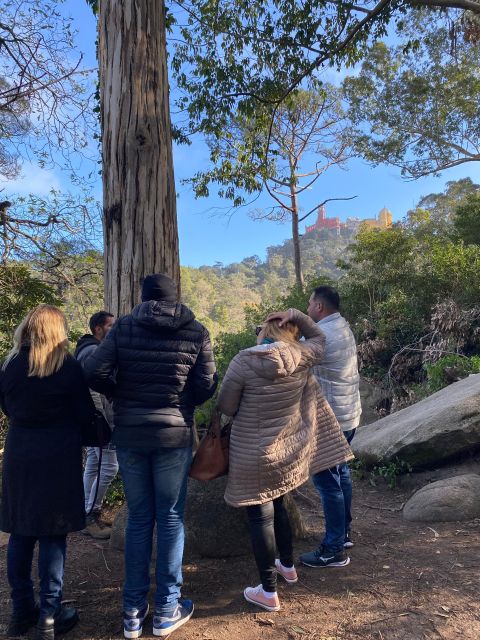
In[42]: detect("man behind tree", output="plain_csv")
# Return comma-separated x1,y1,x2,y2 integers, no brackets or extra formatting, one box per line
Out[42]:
74,310,117,540
300,285,361,568
85,273,217,639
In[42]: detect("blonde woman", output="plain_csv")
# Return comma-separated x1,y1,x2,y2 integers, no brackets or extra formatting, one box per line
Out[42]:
216,309,353,612
0,305,95,640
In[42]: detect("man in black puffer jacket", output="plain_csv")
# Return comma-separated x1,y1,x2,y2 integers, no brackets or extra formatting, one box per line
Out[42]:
85,273,217,639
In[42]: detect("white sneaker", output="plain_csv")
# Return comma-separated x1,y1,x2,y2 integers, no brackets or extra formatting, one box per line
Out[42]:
243,585,280,612
275,559,298,584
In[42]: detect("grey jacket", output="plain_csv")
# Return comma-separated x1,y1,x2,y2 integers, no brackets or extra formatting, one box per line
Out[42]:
313,313,361,431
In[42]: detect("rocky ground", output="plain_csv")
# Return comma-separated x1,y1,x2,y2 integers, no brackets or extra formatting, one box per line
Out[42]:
0,472,479,640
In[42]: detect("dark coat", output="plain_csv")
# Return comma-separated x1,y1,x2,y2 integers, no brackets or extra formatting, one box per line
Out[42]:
84,301,217,449
75,334,114,429
0,349,95,536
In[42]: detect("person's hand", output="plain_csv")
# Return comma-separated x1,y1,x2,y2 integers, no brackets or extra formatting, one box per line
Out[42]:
265,310,292,327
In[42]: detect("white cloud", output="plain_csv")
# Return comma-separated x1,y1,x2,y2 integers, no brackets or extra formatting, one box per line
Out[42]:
0,163,62,197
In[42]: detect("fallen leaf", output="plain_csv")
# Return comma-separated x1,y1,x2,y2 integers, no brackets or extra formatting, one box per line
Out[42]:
291,626,307,634
441,605,451,612
382,565,390,569
434,613,450,618
256,618,275,626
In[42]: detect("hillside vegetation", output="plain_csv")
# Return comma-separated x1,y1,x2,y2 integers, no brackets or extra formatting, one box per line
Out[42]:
1,179,480,419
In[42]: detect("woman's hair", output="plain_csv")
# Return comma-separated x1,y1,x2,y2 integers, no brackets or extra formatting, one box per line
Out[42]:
261,319,301,344
3,305,69,377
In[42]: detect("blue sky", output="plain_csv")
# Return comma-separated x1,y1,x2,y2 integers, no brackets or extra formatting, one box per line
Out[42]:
2,1,478,268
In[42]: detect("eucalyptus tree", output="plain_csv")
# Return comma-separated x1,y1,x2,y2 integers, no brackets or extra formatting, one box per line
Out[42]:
190,87,352,289
343,11,480,178
89,0,480,311
171,0,480,150
0,0,97,271
96,0,179,314
0,0,94,178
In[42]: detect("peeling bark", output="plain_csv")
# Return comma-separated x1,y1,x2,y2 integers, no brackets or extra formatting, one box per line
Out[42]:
99,0,180,316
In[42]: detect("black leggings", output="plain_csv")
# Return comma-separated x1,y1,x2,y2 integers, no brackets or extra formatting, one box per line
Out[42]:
245,494,294,592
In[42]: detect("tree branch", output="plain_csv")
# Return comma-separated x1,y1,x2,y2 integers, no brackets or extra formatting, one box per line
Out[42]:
412,0,480,14
298,195,358,223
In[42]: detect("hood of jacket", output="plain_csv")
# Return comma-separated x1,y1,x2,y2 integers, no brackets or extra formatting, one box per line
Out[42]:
74,334,99,359
131,301,195,331
241,341,303,380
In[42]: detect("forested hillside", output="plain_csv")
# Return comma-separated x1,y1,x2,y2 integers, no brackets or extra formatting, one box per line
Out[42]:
181,226,356,336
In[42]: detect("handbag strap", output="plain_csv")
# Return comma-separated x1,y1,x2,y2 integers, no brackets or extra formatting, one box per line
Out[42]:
208,408,222,437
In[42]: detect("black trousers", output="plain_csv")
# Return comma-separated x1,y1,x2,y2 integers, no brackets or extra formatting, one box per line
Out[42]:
245,494,294,592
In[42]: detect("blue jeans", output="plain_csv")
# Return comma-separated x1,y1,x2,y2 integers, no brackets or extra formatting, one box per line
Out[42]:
83,445,119,512
116,446,192,615
311,429,355,554
340,428,355,532
7,533,66,616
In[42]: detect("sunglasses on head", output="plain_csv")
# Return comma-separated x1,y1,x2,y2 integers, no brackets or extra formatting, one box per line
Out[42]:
255,325,263,336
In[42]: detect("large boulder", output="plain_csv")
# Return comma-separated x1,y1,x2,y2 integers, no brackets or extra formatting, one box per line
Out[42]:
403,474,480,522
353,374,480,468
110,476,308,559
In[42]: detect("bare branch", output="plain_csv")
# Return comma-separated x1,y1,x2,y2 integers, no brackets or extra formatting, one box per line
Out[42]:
298,196,358,223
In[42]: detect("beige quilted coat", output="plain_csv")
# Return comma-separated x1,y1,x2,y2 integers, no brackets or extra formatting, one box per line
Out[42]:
217,309,354,507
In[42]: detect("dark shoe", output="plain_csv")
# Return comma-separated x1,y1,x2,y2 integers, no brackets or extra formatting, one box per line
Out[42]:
94,511,112,530
35,607,78,640
123,603,149,639
300,545,350,568
153,600,194,637
8,605,40,636
344,530,354,549
81,514,111,540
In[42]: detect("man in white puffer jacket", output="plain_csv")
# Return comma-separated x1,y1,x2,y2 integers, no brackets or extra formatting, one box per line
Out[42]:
300,285,361,569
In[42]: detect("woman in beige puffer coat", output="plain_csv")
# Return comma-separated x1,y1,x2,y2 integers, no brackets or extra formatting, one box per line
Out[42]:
216,308,353,612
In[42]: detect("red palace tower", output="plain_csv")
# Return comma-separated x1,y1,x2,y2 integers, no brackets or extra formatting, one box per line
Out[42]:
305,205,340,235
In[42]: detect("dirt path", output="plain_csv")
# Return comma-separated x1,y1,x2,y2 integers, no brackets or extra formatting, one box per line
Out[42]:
0,476,479,640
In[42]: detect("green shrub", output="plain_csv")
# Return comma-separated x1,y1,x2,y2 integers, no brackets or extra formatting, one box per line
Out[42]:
424,354,480,393
370,458,412,489
103,476,125,508
351,457,412,489
0,264,60,358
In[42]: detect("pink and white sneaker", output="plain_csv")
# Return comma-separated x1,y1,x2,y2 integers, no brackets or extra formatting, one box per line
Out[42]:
275,559,298,584
243,585,281,612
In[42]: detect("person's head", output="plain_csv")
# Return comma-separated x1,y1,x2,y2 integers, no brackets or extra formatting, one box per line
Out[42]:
89,311,115,341
141,273,177,303
3,304,69,377
307,285,340,322
255,319,301,346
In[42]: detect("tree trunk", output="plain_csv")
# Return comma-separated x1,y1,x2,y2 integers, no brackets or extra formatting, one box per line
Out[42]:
290,189,304,290
99,0,180,316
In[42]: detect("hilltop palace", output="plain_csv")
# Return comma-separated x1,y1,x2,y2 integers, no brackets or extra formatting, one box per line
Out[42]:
305,205,393,236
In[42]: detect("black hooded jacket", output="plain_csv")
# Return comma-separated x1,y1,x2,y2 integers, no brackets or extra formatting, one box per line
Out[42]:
74,334,100,360
84,301,217,448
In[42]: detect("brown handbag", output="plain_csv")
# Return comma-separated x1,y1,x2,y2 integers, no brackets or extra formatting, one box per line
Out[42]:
189,410,230,481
